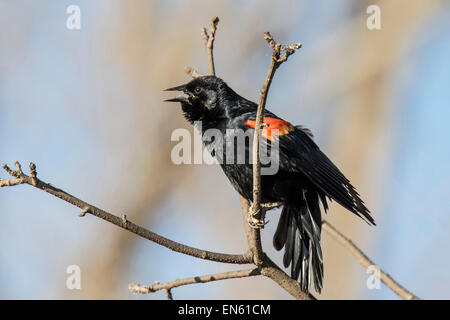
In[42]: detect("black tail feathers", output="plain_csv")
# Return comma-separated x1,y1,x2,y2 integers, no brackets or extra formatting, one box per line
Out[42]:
273,191,324,293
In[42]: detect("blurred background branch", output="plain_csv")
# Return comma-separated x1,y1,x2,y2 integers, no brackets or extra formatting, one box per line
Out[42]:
322,221,419,300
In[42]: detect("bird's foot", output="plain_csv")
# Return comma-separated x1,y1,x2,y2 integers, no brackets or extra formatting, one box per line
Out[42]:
247,204,269,229
261,202,283,210
247,215,267,229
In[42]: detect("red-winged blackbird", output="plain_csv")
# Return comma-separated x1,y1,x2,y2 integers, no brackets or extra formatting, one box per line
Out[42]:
165,75,374,293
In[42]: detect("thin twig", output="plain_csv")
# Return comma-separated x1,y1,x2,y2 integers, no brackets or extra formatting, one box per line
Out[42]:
129,268,260,295
184,16,219,78
322,220,420,300
29,162,38,186
248,32,302,264
201,16,219,75
251,32,302,217
0,162,252,265
184,66,203,78
165,289,173,300
78,207,89,217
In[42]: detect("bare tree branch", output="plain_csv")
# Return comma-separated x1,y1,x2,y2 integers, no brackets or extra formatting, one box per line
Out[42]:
184,66,203,78
184,16,219,78
201,16,219,76
260,256,315,300
0,162,252,265
129,268,260,295
238,198,314,300
247,32,302,262
165,288,173,300
322,220,420,300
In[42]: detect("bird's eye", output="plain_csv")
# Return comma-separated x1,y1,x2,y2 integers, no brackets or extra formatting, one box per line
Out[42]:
194,87,201,94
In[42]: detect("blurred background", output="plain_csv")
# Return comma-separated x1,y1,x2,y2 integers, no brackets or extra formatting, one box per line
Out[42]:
0,0,449,299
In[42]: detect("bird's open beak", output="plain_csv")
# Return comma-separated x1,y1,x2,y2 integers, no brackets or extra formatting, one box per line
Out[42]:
164,84,190,103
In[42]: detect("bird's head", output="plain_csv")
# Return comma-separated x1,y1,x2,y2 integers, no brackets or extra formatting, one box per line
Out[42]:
165,75,232,123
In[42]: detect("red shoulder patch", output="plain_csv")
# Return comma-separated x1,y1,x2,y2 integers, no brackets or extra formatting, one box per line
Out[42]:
245,117,294,141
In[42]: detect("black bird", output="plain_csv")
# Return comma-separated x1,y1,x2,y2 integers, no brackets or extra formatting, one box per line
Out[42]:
165,75,374,293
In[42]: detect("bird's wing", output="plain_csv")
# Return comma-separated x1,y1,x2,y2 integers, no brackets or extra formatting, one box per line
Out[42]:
242,114,374,225
277,127,374,225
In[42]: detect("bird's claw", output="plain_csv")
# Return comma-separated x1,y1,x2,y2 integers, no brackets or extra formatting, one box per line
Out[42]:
247,215,268,229
247,205,269,229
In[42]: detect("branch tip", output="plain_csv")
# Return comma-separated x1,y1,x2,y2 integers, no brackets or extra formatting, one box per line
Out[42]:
165,288,173,300
184,66,203,78
79,207,89,217
14,161,23,175
29,162,38,186
122,214,128,226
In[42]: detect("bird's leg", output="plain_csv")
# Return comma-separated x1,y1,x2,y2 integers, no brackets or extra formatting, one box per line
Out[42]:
247,202,282,229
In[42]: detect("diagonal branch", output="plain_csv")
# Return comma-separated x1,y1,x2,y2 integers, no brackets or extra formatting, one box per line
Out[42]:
129,268,261,296
322,220,420,300
0,162,252,265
